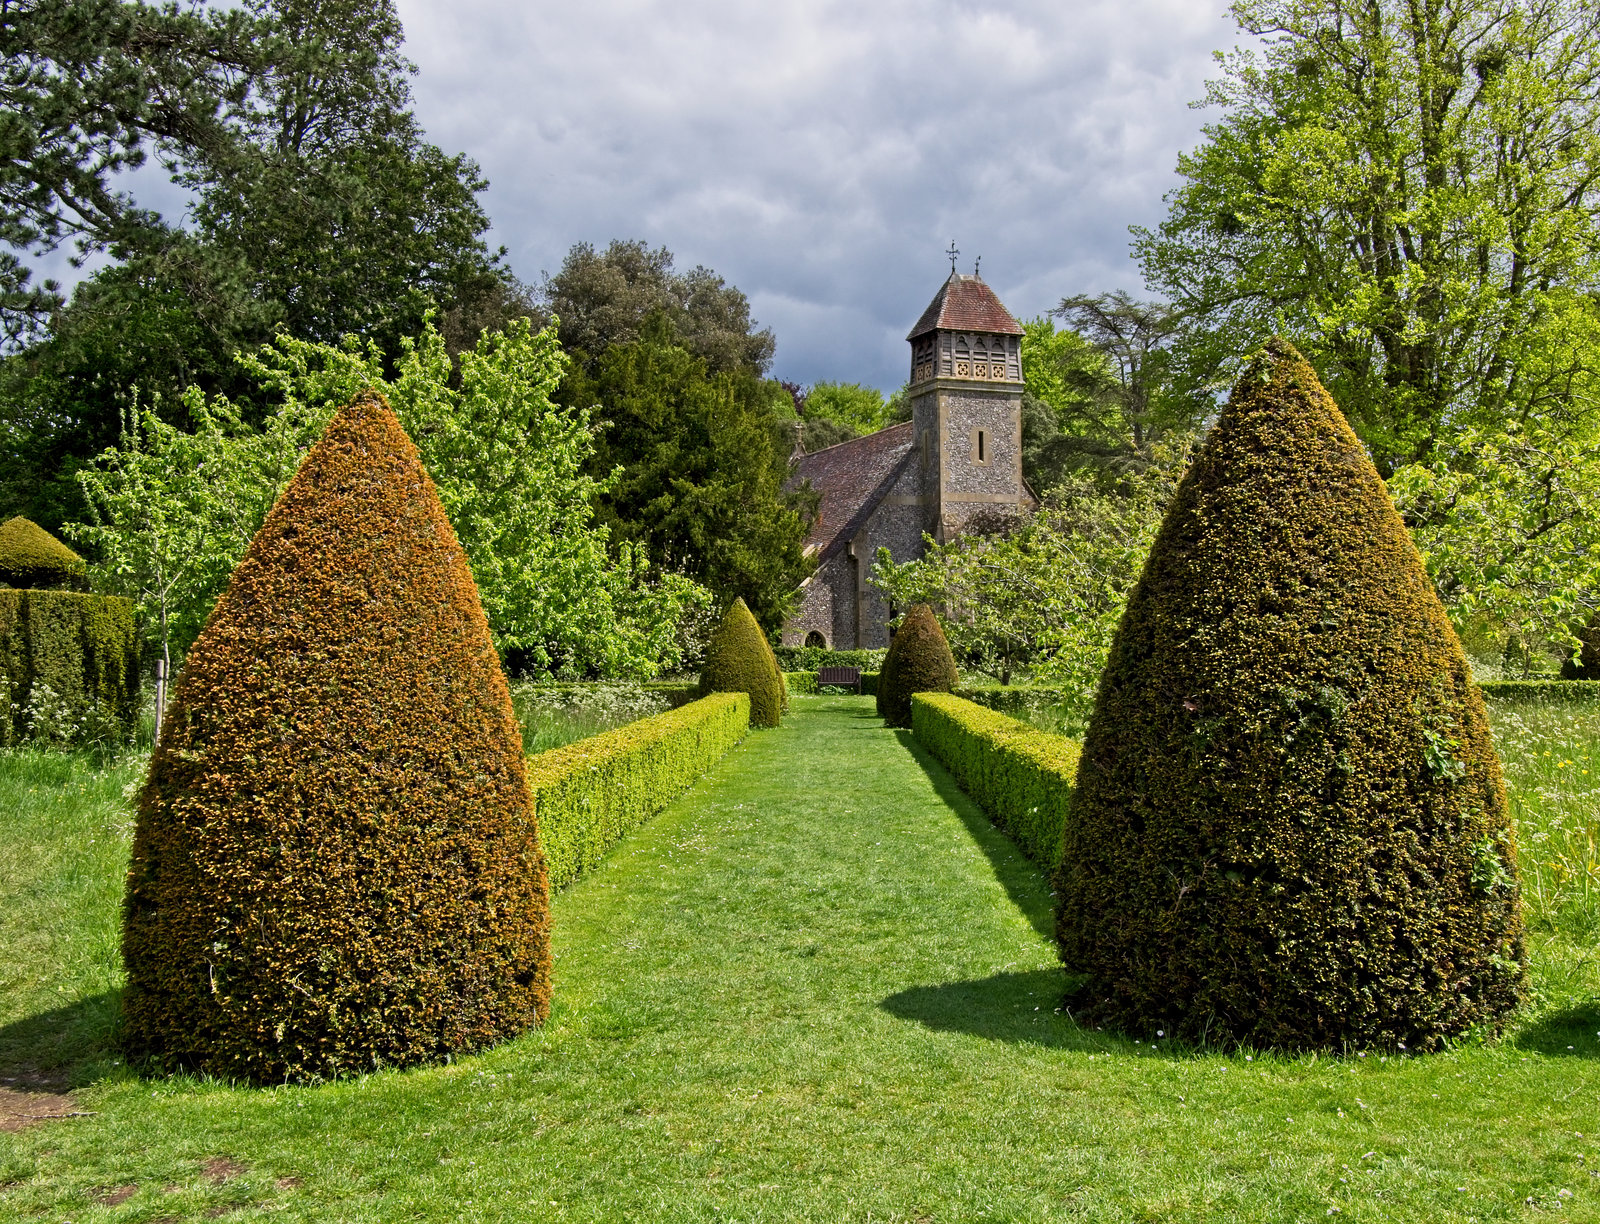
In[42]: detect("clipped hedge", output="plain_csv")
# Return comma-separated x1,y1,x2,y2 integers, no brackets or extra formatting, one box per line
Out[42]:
877,603,958,726
912,693,1081,867
0,516,88,591
784,671,818,695
527,692,750,888
1480,680,1600,703
122,391,550,1083
1058,338,1526,1051
774,645,887,671
0,589,139,744
699,597,784,727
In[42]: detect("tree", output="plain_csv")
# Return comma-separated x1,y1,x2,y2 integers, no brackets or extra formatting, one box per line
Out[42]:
0,0,261,347
803,382,891,435
558,325,814,633
71,315,710,678
1058,339,1526,1049
544,240,775,376
873,462,1180,721
1137,0,1600,469
697,596,785,728
1388,415,1600,671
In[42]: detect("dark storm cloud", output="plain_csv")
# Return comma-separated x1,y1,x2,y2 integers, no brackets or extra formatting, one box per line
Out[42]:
401,1,1239,391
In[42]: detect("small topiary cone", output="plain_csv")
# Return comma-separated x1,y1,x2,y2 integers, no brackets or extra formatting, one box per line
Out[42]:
0,516,89,591
1056,339,1526,1051
698,596,785,727
121,390,550,1082
876,603,957,727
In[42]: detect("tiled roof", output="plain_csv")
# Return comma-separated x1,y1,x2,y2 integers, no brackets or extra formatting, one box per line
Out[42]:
907,274,1024,340
792,421,914,563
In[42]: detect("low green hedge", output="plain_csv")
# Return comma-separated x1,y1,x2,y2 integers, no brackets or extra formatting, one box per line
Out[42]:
785,670,880,695
774,645,887,671
527,692,750,888
911,692,1081,867
1479,680,1600,702
0,589,139,745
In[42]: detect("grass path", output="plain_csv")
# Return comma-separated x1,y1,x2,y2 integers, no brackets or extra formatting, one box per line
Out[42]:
2,695,1600,1221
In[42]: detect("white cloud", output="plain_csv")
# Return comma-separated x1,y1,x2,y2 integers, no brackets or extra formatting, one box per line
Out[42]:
397,0,1240,391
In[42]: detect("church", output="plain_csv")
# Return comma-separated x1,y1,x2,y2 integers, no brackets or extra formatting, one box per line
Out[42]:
781,271,1037,649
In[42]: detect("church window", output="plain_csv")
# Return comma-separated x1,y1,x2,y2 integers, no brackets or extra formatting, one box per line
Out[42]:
972,428,988,464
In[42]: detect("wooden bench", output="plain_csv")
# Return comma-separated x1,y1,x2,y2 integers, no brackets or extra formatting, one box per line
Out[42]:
817,666,861,693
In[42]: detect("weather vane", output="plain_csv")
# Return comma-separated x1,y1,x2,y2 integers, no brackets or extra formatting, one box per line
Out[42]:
974,256,982,277
947,240,960,273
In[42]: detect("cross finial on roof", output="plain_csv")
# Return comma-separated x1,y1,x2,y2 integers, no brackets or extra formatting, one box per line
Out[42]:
947,239,959,273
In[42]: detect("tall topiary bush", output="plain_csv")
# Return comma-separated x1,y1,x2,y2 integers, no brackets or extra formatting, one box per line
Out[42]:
697,596,784,727
876,603,958,727
122,390,550,1082
1056,339,1526,1051
0,518,137,745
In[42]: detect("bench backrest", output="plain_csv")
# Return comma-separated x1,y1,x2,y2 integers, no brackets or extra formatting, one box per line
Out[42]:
818,666,861,684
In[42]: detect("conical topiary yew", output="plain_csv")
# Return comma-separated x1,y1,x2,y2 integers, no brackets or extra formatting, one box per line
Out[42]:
122,390,550,1082
0,516,89,591
1056,340,1526,1051
698,596,784,727
876,603,958,727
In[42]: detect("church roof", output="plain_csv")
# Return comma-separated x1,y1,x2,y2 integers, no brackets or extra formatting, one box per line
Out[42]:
907,273,1024,340
792,421,915,564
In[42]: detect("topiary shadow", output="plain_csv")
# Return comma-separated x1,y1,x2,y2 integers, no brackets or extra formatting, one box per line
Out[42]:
880,968,1101,1050
0,990,123,1091
1509,1002,1600,1058
891,727,1055,939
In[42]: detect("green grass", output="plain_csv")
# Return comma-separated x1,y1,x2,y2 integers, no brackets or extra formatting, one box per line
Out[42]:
2,696,1599,1221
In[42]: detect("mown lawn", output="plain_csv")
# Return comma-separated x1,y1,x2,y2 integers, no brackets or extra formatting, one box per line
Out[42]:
2,695,1599,1222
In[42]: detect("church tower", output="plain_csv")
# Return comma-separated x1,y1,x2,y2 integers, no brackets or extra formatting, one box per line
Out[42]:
906,270,1029,539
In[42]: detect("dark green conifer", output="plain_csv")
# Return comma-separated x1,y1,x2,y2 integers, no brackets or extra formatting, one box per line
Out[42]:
122,391,550,1082
698,596,784,727
876,603,958,727
1056,339,1526,1050
0,517,89,590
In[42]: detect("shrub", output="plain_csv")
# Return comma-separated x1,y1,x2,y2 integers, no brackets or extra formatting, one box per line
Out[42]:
527,692,750,887
773,645,887,671
876,603,958,727
121,390,550,1083
1481,680,1600,703
698,597,784,727
1056,339,1526,1051
0,517,88,591
1560,616,1600,679
912,693,1080,867
785,671,818,695
0,590,139,746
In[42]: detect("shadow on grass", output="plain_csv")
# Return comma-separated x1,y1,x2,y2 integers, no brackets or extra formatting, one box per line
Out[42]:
0,990,122,1091
1510,1001,1600,1058
881,968,1104,1050
889,728,1056,940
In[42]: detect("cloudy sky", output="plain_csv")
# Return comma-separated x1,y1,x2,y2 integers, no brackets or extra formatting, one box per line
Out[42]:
395,0,1244,393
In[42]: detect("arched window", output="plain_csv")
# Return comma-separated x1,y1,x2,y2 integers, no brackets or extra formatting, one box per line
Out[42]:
804,630,827,649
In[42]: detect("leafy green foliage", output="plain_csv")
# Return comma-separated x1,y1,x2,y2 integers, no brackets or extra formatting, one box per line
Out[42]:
560,329,814,631
70,315,709,677
801,381,891,435
872,464,1178,707
698,598,785,728
1389,418,1600,672
772,645,887,672
545,240,774,377
0,588,138,746
122,391,550,1082
0,515,86,590
1137,0,1600,469
875,603,957,727
526,692,749,888
1058,339,1527,1049
912,692,1080,868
